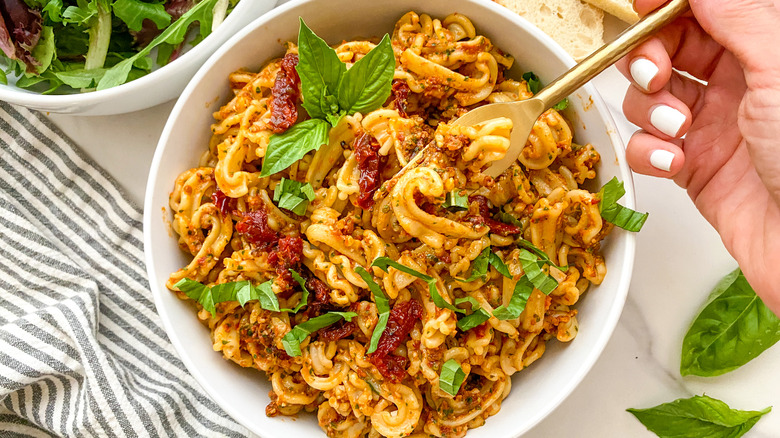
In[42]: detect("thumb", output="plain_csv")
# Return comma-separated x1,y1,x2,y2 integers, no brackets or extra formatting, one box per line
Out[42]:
689,0,780,85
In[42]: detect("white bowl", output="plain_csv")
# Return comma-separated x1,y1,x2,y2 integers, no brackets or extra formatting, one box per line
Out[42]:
0,0,277,115
144,0,637,436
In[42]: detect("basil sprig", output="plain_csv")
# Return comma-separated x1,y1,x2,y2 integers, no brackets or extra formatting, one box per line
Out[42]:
174,269,311,317
282,311,357,357
681,269,780,377
627,395,771,438
599,177,649,232
273,178,316,215
355,266,390,354
438,359,467,396
260,19,395,176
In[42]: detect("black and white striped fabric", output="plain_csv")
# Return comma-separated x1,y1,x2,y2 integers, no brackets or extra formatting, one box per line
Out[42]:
0,102,250,437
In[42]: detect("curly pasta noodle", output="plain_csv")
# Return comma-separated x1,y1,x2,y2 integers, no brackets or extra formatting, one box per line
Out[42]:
167,11,610,438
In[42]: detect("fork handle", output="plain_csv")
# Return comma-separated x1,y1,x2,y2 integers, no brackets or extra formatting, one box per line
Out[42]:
535,0,690,109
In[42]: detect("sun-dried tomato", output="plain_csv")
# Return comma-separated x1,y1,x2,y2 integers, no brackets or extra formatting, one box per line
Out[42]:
211,188,236,216
236,207,278,249
318,321,356,342
368,299,423,382
268,235,303,296
268,53,300,133
353,131,384,209
392,79,411,117
467,195,522,236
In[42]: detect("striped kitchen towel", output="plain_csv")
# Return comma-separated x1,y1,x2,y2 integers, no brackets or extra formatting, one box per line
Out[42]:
0,102,250,437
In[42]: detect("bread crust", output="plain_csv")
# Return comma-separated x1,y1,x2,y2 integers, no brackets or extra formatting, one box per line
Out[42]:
582,0,639,23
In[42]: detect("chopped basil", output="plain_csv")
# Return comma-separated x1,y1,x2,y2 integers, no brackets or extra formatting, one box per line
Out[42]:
492,275,534,320
518,249,558,294
456,308,491,331
273,178,316,215
443,190,469,211
372,257,464,315
438,359,467,396
175,272,311,317
355,266,390,354
262,19,395,176
282,311,357,357
522,71,541,94
517,238,567,270
552,98,569,111
627,395,771,438
496,211,523,227
457,248,512,282
598,177,648,232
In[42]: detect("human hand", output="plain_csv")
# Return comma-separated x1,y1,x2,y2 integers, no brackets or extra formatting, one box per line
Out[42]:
616,0,780,314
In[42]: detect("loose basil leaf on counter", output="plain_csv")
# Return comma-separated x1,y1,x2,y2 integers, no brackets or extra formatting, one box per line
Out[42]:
261,118,330,176
443,189,469,211
680,269,780,377
273,178,316,215
627,395,771,438
598,177,648,232
371,257,463,314
296,18,346,121
492,275,534,320
518,249,558,294
282,311,358,357
336,33,395,116
439,359,467,396
355,266,390,354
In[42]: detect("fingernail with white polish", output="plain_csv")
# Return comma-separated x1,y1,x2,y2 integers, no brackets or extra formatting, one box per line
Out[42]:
650,149,675,172
630,58,659,91
650,105,686,137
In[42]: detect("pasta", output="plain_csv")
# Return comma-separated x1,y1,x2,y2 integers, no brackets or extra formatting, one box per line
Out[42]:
167,11,611,438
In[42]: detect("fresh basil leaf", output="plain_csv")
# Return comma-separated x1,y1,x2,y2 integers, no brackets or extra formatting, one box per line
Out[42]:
439,359,467,396
493,276,534,320
443,189,469,211
518,249,557,294
552,98,569,111
336,33,394,115
174,278,282,316
355,266,390,354
97,0,219,89
681,269,780,377
456,307,491,331
371,257,463,314
522,71,541,94
282,311,357,357
113,0,171,31
454,296,480,312
251,280,279,312
261,118,330,177
627,395,771,438
598,177,648,232
296,18,346,120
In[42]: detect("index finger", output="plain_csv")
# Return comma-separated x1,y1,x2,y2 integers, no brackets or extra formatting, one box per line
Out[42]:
634,0,668,15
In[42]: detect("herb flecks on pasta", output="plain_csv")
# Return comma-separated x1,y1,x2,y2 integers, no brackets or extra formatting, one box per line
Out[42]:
167,11,612,438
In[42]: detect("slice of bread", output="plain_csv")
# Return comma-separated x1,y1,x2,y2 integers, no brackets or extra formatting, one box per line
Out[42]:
493,0,604,61
582,0,639,23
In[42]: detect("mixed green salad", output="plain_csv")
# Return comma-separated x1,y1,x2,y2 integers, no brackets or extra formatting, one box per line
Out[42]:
0,0,238,93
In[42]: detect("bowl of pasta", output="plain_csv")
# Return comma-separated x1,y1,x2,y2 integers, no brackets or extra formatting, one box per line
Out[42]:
144,0,638,437
0,0,277,115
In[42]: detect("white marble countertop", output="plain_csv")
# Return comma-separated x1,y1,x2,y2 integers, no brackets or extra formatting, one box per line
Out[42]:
44,18,780,437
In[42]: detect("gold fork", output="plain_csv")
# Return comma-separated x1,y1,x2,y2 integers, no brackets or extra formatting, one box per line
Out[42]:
400,0,689,179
